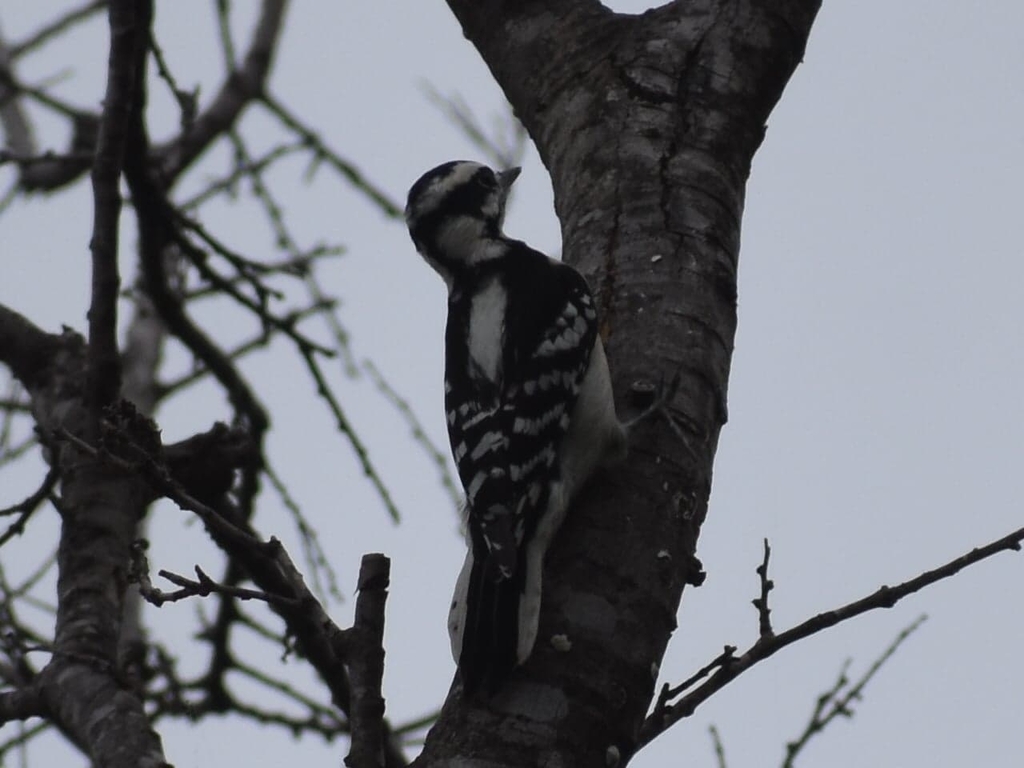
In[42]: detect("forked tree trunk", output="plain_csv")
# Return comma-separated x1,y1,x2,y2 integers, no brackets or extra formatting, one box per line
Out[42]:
415,2,820,765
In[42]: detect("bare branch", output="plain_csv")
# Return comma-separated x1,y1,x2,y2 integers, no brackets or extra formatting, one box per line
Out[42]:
709,724,728,768
55,425,260,551
125,136,271,440
0,466,57,548
0,67,93,120
363,360,461,510
639,524,1024,749
346,554,390,768
130,541,299,610
133,142,400,526
179,140,305,209
171,213,334,356
0,379,26,449
155,0,288,182
264,460,344,603
156,301,329,394
231,656,344,727
87,0,147,412
228,699,345,741
0,720,50,761
161,566,297,605
422,84,527,170
51,424,366,737
0,433,39,469
299,342,400,522
214,0,238,74
221,130,358,375
0,301,65,393
260,93,402,218
148,32,197,131
651,646,737,717
0,687,44,724
0,28,36,166
7,0,107,59
781,615,927,768
0,80,97,190
391,710,440,739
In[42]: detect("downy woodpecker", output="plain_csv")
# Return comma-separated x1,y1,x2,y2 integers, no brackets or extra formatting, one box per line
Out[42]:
406,160,626,694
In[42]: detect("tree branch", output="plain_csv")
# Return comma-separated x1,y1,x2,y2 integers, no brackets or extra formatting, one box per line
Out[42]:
7,0,107,60
154,0,288,183
0,687,44,723
416,2,822,764
708,724,728,768
59,418,408,765
0,304,64,391
346,553,390,768
260,93,402,218
0,466,57,548
781,615,926,767
132,546,299,610
14,5,172,766
0,27,36,166
87,0,145,412
639,525,1023,749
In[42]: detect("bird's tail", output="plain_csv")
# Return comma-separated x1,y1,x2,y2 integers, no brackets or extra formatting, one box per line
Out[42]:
457,552,525,696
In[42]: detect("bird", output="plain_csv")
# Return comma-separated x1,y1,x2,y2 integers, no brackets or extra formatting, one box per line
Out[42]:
405,160,627,694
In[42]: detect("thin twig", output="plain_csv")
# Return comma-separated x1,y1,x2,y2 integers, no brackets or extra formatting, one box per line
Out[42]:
147,565,300,609
753,538,774,638
264,461,344,603
652,646,737,713
229,699,347,740
148,32,196,131
0,69,90,120
232,657,343,726
154,0,287,182
0,434,38,468
363,360,461,510
179,141,305,209
260,93,402,218
0,379,20,450
421,84,528,171
232,606,288,646
0,466,57,518
709,724,728,768
638,522,1024,748
8,1,108,59
171,214,334,357
0,720,49,761
224,130,359,376
391,709,440,738
0,467,58,548
156,300,332,398
781,615,927,768
215,0,237,73
300,347,400,522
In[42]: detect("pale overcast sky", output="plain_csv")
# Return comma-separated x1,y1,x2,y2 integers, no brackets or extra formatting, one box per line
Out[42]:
1,1,1022,766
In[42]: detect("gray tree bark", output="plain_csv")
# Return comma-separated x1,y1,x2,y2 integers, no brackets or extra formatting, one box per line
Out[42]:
414,1,820,765
0,0,822,765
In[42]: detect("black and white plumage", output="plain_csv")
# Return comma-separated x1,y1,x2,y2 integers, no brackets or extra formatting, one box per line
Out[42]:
406,160,626,694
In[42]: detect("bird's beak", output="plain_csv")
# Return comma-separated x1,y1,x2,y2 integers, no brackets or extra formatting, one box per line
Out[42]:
497,166,521,193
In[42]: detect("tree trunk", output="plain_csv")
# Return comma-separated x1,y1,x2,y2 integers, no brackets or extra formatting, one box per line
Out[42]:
415,2,821,765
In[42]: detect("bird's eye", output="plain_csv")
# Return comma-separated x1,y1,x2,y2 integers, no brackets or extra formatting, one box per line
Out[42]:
479,172,499,191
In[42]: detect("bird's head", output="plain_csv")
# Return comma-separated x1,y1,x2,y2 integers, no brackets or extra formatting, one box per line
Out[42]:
405,160,521,284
